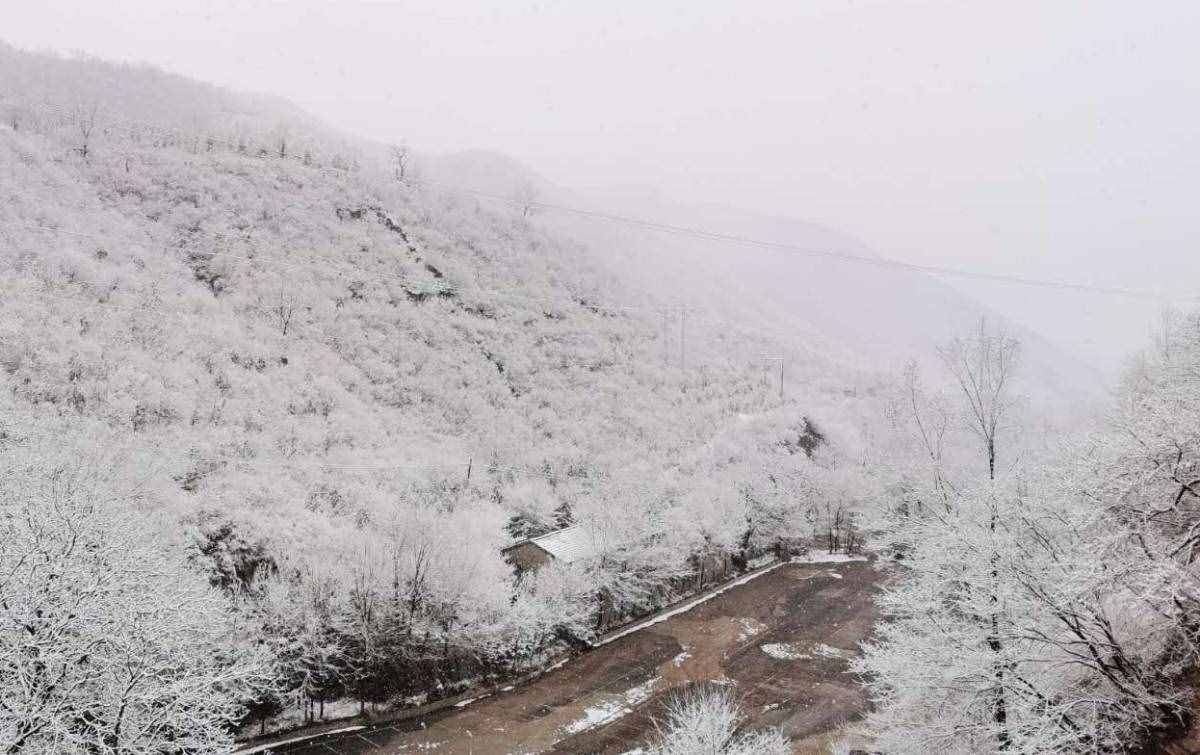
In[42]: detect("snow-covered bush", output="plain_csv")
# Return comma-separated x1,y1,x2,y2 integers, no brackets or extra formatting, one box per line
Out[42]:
649,685,789,755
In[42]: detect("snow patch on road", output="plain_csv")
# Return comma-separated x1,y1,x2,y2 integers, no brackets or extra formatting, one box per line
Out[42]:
562,678,659,736
792,553,868,564
761,642,810,660
235,725,367,755
735,617,767,641
814,643,851,659
597,562,786,647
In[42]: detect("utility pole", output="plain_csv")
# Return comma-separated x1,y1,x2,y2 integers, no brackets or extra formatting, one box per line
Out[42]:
679,306,687,369
661,308,670,365
761,355,784,403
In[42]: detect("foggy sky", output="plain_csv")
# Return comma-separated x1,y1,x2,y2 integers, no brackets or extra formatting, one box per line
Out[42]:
7,0,1199,372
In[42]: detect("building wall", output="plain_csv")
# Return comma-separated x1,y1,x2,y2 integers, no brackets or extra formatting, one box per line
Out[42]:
504,542,552,573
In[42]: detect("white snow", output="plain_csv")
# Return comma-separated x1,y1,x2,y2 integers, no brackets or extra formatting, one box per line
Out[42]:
234,725,367,755
454,692,491,708
791,553,868,564
735,617,767,641
597,562,785,647
814,643,850,659
672,647,693,667
760,643,810,660
561,678,658,736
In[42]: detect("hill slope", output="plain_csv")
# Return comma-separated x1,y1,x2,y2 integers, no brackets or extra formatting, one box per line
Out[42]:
424,150,1104,416
0,44,890,720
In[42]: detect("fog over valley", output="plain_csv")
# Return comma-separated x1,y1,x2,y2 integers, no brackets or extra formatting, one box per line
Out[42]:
1,4,1198,754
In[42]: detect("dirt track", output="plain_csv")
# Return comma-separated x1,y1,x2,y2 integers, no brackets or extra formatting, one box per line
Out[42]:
270,558,882,755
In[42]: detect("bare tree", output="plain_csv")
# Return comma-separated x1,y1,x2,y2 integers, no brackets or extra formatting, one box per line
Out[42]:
902,360,954,507
390,142,410,181
938,318,1020,481
272,283,297,336
937,318,1021,749
514,180,538,219
72,100,100,160
271,123,290,159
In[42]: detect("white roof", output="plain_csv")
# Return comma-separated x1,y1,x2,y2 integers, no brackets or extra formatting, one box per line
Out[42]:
528,524,596,564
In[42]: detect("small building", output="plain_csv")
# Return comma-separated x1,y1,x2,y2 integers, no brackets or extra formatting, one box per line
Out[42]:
502,524,596,574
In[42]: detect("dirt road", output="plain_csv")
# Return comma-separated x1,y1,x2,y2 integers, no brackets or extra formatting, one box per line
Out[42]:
269,557,882,755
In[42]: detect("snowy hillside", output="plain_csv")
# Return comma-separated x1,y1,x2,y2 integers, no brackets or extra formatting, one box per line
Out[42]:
424,150,1104,415
0,43,898,744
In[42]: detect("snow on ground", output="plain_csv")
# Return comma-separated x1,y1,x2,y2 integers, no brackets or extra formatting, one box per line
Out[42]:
597,562,786,647
235,725,367,755
760,642,811,660
562,678,660,736
792,553,868,564
735,617,767,641
454,692,491,708
814,643,851,659
672,647,693,667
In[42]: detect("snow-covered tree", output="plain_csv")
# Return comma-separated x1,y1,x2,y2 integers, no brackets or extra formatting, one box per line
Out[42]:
858,311,1200,753
0,444,267,753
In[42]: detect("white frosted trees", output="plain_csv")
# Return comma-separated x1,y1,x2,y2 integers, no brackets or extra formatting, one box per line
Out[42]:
0,447,266,753
649,685,789,755
858,313,1200,753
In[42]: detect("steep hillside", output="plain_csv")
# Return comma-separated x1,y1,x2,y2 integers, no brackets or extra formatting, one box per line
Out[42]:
0,46,900,740
0,90,776,556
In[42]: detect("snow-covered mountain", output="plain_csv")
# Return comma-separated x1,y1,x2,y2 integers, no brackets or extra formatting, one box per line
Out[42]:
0,40,1123,749
0,42,883,573
425,150,1105,415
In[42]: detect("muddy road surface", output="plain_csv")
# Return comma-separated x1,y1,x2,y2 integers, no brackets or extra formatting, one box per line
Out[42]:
269,557,883,755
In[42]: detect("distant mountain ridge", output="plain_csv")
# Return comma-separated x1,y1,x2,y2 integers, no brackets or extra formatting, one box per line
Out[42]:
425,149,1105,413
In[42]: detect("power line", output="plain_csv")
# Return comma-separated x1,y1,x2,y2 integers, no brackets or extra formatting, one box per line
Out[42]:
9,97,1195,305
423,180,1198,305
12,97,1194,307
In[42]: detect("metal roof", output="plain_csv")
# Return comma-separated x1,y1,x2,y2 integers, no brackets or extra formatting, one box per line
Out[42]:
527,524,597,564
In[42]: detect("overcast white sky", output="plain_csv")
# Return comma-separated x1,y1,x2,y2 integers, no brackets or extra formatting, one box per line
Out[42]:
7,0,1199,372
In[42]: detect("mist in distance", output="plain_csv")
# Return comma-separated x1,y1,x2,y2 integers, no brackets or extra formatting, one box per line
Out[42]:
8,0,1199,375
